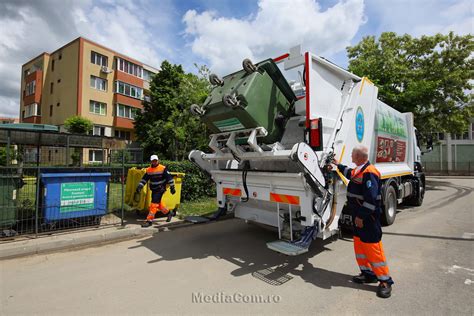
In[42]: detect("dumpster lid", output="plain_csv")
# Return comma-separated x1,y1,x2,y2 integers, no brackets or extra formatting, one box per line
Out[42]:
41,172,111,178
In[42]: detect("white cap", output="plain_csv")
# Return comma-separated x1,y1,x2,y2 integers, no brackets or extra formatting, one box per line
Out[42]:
150,155,159,161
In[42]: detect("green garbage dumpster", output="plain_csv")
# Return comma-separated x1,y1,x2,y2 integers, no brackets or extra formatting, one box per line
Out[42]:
199,59,297,144
0,175,22,229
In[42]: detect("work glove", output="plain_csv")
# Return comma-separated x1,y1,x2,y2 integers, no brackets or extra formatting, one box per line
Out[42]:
170,186,176,195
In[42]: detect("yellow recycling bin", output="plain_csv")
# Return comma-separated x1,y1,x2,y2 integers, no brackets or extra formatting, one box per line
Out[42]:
125,168,184,212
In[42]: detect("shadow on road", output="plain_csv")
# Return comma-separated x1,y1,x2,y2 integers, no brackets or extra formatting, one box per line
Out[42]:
130,219,376,293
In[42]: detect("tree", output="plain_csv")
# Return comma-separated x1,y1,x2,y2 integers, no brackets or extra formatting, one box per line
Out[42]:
64,116,93,134
347,32,473,135
134,61,211,160
64,116,93,166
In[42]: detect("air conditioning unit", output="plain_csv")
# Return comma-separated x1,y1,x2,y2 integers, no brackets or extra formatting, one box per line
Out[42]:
101,66,112,74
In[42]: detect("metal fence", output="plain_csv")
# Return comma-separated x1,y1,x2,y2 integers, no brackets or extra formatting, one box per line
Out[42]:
422,162,474,176
0,166,125,238
0,127,144,239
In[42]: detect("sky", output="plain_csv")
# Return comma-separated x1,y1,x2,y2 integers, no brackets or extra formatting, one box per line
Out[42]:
0,0,472,118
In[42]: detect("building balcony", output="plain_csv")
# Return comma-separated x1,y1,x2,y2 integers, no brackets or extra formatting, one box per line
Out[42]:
23,70,43,105
115,70,143,88
114,93,143,108
22,116,42,124
113,116,134,129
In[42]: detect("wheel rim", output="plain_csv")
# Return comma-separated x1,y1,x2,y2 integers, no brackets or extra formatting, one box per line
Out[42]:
387,192,396,218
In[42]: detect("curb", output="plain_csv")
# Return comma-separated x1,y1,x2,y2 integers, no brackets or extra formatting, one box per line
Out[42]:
0,226,154,260
0,215,235,260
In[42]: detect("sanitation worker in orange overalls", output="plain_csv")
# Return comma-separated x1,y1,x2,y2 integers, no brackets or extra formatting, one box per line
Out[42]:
334,145,394,298
136,155,176,227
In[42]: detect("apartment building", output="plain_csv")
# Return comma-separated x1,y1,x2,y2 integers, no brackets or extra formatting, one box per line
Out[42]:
19,37,157,148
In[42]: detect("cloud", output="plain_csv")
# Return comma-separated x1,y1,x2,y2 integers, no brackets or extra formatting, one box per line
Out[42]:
365,0,473,37
182,0,366,74
0,0,170,118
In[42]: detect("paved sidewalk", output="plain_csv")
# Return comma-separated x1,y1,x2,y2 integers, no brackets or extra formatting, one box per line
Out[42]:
0,216,193,260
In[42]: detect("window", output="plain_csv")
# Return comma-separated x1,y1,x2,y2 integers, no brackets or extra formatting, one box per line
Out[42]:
50,82,54,94
92,126,105,136
89,150,104,162
90,76,107,91
57,79,61,83
25,80,36,96
49,105,53,117
114,130,131,140
91,51,108,67
22,110,25,119
59,53,62,60
89,101,107,115
116,104,138,119
24,69,30,78
52,60,55,71
24,103,39,118
117,57,142,78
143,69,155,81
114,81,142,99
57,102,60,107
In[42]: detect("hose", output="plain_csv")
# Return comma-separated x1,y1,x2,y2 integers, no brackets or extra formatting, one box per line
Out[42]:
241,161,250,202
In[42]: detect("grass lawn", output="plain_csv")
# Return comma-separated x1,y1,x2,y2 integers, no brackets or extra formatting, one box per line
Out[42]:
177,197,217,219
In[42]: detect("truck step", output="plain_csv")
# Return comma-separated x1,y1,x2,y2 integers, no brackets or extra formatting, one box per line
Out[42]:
266,240,309,256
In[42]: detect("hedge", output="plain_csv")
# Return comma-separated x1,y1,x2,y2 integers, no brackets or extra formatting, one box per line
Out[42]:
127,160,216,202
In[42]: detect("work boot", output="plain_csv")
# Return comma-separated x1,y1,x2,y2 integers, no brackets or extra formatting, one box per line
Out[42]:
377,282,392,298
141,221,153,228
352,273,378,284
166,211,174,223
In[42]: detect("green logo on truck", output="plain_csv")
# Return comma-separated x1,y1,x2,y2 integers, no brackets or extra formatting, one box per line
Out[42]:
376,103,407,138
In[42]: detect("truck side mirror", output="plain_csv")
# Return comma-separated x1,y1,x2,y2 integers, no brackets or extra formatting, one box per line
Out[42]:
426,135,433,150
421,135,433,155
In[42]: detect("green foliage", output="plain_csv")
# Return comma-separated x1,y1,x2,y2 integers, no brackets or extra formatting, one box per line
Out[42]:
0,146,16,166
347,32,473,135
134,61,211,160
111,149,132,164
64,116,93,134
161,160,216,202
129,160,215,202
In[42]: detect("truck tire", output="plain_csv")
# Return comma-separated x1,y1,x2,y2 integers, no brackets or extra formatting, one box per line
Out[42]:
381,185,397,226
406,177,425,206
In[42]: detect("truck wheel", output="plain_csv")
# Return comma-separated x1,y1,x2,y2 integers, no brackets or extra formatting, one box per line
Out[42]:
381,185,397,226
407,178,425,206
242,58,257,74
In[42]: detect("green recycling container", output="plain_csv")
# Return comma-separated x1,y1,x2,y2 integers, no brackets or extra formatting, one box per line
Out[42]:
0,175,22,229
201,59,296,144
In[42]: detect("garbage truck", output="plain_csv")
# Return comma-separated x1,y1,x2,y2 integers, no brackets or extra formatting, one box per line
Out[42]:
188,46,426,255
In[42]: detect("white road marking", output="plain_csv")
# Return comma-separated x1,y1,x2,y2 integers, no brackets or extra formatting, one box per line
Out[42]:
446,265,474,276
464,279,473,285
462,232,474,239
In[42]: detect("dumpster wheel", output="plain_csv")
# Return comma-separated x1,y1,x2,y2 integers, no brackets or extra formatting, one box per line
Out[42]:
209,73,224,86
242,58,257,74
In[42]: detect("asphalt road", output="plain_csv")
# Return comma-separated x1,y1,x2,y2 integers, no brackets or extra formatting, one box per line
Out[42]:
1,177,473,315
